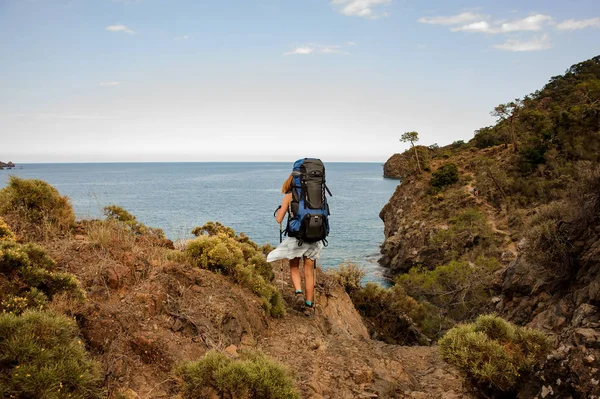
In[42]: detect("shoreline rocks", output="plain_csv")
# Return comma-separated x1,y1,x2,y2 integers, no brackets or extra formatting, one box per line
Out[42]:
0,161,16,170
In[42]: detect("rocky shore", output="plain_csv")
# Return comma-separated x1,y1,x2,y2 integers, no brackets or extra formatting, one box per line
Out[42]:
0,161,15,169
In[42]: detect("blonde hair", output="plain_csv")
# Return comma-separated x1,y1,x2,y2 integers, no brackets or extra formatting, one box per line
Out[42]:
281,174,294,194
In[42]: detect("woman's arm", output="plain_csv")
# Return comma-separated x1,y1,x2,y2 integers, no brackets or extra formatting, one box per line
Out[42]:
275,193,292,224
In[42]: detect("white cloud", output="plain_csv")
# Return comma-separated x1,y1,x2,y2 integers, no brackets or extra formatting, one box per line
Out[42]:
499,14,553,32
98,81,120,87
494,35,551,51
418,12,483,26
452,21,492,32
175,35,190,40
556,17,600,31
284,47,314,55
423,12,553,34
284,43,352,56
105,24,135,34
331,0,391,18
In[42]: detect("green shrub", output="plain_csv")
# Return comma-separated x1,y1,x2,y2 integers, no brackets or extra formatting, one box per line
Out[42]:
328,262,365,294
177,350,299,399
351,283,450,344
397,257,501,321
0,177,75,235
191,221,236,238
103,205,165,238
439,314,551,392
0,241,84,315
472,126,507,149
0,310,103,399
185,224,282,317
430,163,459,190
522,163,600,283
522,202,571,279
429,208,497,261
0,217,16,242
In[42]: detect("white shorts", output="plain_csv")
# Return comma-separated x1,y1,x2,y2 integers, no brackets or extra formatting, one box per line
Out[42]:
266,237,323,262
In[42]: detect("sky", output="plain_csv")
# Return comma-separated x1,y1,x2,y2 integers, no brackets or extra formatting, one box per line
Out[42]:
1,0,599,163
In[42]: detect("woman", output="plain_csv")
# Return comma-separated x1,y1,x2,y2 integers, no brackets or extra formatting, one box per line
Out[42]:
267,173,323,312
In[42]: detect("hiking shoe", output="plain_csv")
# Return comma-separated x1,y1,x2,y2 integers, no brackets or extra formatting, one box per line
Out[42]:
294,292,305,309
303,301,314,317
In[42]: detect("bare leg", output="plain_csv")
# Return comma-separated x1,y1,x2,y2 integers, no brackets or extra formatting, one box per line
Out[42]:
289,258,302,292
303,257,315,303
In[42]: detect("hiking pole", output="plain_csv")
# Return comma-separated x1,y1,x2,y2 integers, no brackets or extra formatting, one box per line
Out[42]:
279,222,283,243
313,261,317,316
273,206,284,293
273,206,282,243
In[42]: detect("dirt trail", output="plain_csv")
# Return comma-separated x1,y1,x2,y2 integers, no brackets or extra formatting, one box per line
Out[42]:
260,261,469,399
462,173,517,256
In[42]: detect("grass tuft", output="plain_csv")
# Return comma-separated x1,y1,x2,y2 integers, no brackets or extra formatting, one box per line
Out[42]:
103,205,166,239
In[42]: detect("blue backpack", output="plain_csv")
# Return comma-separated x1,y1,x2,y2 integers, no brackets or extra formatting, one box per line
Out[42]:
286,158,332,244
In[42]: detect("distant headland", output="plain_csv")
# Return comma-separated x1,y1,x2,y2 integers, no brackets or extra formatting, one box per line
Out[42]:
0,161,16,170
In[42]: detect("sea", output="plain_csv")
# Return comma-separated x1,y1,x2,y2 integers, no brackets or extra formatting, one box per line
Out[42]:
1,162,399,285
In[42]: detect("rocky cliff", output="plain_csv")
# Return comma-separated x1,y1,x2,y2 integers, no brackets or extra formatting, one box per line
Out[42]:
378,55,600,397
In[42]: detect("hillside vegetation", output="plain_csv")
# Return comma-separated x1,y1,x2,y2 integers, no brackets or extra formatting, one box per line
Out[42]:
0,177,469,398
376,55,600,397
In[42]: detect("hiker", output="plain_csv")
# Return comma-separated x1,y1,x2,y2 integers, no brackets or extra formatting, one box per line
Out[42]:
473,187,479,197
267,159,331,313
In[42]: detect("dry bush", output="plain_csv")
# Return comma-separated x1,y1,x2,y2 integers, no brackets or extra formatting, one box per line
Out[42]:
103,205,165,239
397,257,501,321
351,282,451,344
439,314,551,392
0,177,75,238
429,208,498,261
522,201,572,280
186,223,283,317
86,219,136,250
327,262,365,294
177,350,299,399
0,310,103,399
522,162,600,283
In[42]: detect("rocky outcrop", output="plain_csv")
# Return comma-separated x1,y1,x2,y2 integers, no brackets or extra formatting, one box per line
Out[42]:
378,173,489,274
496,212,600,397
378,147,600,397
383,147,430,179
0,161,15,169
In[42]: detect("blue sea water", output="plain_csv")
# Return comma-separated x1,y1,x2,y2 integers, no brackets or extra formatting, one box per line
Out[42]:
1,163,399,284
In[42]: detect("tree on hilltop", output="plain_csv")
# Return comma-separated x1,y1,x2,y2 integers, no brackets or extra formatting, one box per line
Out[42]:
400,131,422,173
492,99,522,152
